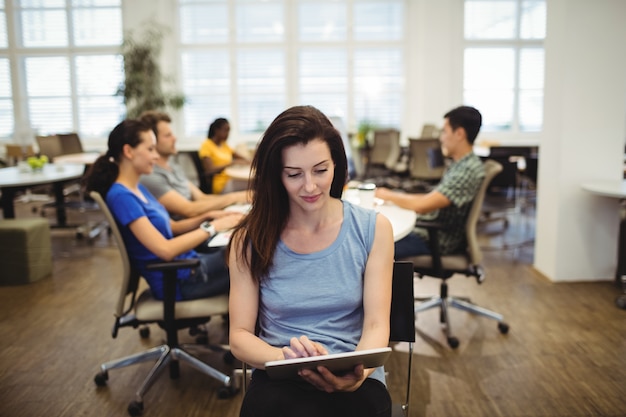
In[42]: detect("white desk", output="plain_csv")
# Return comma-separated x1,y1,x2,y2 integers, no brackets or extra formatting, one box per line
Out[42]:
581,179,626,199
223,164,253,181
581,179,626,282
207,199,417,248
342,189,417,241
0,163,85,224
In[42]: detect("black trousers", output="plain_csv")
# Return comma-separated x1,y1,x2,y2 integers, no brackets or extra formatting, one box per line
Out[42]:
240,370,391,417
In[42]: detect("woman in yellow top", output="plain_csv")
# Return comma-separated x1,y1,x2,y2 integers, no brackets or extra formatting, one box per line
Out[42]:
198,118,250,194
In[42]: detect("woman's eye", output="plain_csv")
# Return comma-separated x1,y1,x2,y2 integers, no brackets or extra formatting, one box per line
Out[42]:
287,172,301,178
315,168,328,174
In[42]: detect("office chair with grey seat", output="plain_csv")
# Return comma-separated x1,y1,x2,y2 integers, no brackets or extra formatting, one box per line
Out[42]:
90,191,237,416
401,159,509,349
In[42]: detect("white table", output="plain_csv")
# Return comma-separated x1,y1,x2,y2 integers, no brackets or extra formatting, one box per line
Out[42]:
207,199,417,248
342,189,417,241
581,179,626,282
581,179,626,198
0,163,85,224
223,164,253,181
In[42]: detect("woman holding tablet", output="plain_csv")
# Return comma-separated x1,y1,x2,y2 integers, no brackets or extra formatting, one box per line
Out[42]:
228,105,394,416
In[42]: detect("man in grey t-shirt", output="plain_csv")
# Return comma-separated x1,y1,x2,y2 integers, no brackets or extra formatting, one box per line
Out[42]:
138,111,250,220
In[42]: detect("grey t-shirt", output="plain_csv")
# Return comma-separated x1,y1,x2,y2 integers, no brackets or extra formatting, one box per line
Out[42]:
140,162,192,201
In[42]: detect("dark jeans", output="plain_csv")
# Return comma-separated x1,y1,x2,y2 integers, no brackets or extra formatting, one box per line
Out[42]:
394,232,431,260
179,247,229,300
240,370,391,417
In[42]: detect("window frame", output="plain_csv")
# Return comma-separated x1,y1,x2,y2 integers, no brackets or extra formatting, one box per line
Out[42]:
462,0,546,135
0,0,124,142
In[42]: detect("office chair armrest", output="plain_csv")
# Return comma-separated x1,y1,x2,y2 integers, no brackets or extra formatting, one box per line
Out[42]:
413,220,445,274
414,220,445,230
146,258,201,348
145,258,200,272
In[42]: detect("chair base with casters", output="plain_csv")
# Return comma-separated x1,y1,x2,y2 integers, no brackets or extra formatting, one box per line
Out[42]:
405,159,510,349
93,259,238,416
90,191,237,416
414,274,509,349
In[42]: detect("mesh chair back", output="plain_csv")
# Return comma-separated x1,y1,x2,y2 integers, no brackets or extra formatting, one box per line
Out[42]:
370,128,401,169
90,191,138,318
36,135,63,161
408,138,445,181
465,159,503,264
57,133,84,154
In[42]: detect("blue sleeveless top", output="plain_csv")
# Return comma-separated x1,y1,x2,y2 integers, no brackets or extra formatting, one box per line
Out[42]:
258,200,386,384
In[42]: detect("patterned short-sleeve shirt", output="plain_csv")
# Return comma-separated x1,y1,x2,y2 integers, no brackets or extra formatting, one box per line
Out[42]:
414,152,485,254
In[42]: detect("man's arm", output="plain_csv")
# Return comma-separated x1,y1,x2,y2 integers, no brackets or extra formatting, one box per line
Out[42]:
375,187,451,215
158,184,247,218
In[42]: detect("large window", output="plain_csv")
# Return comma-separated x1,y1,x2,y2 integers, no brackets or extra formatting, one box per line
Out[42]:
179,0,404,137
1,0,123,140
463,0,546,133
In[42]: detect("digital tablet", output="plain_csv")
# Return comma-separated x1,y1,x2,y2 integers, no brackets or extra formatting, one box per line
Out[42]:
264,347,392,380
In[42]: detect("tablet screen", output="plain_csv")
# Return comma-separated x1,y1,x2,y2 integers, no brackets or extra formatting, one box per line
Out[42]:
264,347,392,380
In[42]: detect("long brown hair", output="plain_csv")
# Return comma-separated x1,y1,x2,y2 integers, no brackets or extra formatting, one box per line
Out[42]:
228,105,348,283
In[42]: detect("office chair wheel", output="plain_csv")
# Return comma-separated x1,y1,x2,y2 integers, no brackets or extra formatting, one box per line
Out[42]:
127,400,144,416
217,385,238,399
447,337,459,349
616,295,626,310
498,322,510,334
139,326,150,338
94,371,108,386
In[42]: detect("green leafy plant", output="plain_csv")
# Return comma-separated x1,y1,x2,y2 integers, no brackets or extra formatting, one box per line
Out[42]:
356,119,376,147
117,23,185,118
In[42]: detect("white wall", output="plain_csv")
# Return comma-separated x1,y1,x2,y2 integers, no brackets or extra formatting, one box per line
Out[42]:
534,0,626,281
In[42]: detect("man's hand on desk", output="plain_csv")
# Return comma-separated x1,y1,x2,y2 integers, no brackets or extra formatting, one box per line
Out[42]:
208,212,245,233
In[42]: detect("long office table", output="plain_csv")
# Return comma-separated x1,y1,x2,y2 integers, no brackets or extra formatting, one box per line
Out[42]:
0,163,85,225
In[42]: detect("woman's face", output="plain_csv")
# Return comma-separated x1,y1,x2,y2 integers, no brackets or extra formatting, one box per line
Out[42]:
129,130,159,175
281,138,335,213
215,123,230,142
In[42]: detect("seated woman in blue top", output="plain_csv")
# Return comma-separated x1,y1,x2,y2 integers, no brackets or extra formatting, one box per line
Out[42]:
85,119,244,301
228,105,394,417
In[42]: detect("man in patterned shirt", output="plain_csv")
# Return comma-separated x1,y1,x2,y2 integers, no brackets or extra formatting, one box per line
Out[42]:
375,106,485,259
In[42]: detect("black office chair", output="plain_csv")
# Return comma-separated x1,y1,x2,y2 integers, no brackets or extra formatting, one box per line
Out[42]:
389,261,416,417
401,159,509,348
190,151,214,194
235,261,416,417
90,191,236,416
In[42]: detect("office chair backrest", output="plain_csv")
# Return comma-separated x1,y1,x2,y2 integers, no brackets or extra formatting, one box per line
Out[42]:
420,124,439,138
57,133,84,154
370,128,401,169
4,144,35,165
408,138,445,181
465,159,503,264
35,135,63,161
190,152,213,194
390,261,416,343
90,191,139,318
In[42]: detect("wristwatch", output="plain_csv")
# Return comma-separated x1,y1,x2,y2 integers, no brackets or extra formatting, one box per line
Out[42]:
200,221,216,238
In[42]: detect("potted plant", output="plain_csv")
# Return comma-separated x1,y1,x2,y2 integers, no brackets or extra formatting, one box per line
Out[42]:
117,23,185,118
356,120,376,148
